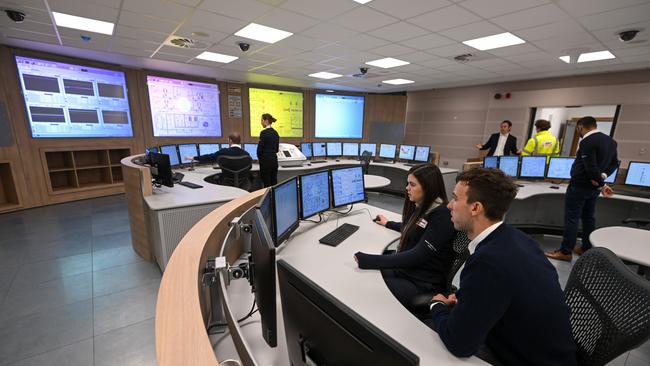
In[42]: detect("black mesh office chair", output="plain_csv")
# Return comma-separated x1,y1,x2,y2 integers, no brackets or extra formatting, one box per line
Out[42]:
216,155,252,191
360,151,372,174
564,247,650,366
409,231,472,314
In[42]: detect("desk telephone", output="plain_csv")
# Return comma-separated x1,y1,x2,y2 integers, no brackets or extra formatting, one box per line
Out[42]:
277,143,307,167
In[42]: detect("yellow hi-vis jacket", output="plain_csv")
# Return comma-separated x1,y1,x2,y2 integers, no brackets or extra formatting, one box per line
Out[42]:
521,130,560,158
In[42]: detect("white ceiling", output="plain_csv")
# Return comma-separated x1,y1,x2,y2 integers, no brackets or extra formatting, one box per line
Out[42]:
1,0,650,92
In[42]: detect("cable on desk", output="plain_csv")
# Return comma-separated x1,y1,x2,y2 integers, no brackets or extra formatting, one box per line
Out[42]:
208,299,257,334
301,213,323,224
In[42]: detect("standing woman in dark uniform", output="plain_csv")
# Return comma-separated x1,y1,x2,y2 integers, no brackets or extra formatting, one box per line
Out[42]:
257,113,280,187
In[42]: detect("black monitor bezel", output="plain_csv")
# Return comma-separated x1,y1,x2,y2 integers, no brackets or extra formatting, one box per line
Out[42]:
413,145,430,162
519,156,547,180
272,177,300,245
624,161,650,188
326,142,342,157
250,209,277,347
482,156,499,169
298,170,331,219
312,142,327,157
342,142,360,157
159,144,181,168
545,156,575,180
148,151,173,187
329,166,366,208
378,143,397,160
497,155,520,178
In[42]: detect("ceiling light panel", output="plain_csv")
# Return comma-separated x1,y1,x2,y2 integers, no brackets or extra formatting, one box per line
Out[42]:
365,57,410,68
234,23,293,44
196,51,239,63
577,50,616,63
462,32,525,51
382,78,414,85
52,12,115,35
308,72,342,79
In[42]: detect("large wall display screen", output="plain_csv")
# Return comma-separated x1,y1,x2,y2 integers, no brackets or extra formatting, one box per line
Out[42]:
15,56,133,138
249,87,303,138
147,75,222,137
315,94,364,138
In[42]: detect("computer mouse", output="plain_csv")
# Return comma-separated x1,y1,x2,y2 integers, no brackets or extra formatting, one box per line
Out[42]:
550,185,560,189
336,159,340,162
307,163,311,166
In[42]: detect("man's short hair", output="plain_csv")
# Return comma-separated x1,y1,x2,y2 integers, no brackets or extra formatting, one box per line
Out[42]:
577,116,597,129
228,132,241,144
534,119,551,131
501,120,512,127
456,168,518,221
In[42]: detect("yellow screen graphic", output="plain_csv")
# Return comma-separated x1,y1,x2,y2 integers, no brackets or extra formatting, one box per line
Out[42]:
249,88,303,137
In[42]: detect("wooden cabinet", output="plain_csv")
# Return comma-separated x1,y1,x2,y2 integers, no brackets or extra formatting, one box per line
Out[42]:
42,148,131,194
0,161,20,212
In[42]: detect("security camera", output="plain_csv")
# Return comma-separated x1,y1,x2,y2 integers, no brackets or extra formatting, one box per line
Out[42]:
237,42,250,52
359,66,368,75
5,10,25,23
618,29,640,42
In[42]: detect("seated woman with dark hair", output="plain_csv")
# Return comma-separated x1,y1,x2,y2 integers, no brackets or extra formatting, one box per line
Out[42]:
354,163,457,307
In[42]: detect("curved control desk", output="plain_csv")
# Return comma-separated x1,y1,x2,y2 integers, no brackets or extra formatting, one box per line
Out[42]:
590,226,650,267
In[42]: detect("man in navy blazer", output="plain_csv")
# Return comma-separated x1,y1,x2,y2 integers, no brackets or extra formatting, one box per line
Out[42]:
189,132,250,164
475,120,518,156
426,168,576,366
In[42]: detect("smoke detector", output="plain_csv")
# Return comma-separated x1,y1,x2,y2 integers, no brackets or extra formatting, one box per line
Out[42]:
165,36,209,49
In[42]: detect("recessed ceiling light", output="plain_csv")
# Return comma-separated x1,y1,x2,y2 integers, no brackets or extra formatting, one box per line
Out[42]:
308,72,342,79
463,32,525,51
365,57,410,69
234,23,293,44
353,0,373,3
196,51,238,63
577,50,615,63
382,78,414,85
52,12,114,35
325,89,335,93
559,56,571,63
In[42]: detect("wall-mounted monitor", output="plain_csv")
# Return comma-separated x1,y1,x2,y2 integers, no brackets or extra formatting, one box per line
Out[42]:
15,56,133,138
519,156,546,179
414,146,430,162
244,143,258,161
342,143,359,157
483,156,498,169
146,75,221,138
359,143,376,157
314,94,364,139
249,87,303,138
326,142,342,157
498,156,519,177
624,161,650,187
300,142,312,158
379,144,397,159
313,142,327,157
398,145,415,161
159,144,180,167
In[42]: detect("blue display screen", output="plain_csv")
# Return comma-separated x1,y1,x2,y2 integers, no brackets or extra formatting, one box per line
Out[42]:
160,145,180,166
326,142,342,156
331,166,365,207
244,143,258,160
359,143,376,157
314,94,364,138
625,162,650,187
605,167,618,184
300,143,312,158
520,156,546,178
498,156,519,177
414,146,430,162
342,143,359,156
199,143,219,156
483,156,498,169
379,144,396,159
399,145,415,160
178,144,198,164
313,142,327,157
273,178,299,242
546,157,574,179
300,171,330,218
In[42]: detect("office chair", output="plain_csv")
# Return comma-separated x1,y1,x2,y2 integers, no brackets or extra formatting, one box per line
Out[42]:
360,151,372,174
564,247,650,366
216,155,253,191
408,231,472,314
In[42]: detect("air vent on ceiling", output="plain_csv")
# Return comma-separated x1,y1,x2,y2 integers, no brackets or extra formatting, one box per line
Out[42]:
165,36,208,49
454,53,475,63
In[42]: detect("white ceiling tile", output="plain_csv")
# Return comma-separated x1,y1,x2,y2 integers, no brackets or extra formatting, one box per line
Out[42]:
114,25,168,43
302,23,359,42
154,52,194,63
49,0,119,23
271,58,313,68
578,3,650,31
1,6,50,24
610,45,650,57
0,28,59,44
458,0,549,18
618,53,650,63
368,0,451,20
369,43,416,57
427,42,475,57
218,35,268,53
248,52,282,63
531,32,599,53
0,0,46,10
507,51,553,62
257,8,320,34
314,43,358,58
257,43,307,57
592,22,650,48
122,0,192,22
492,4,569,31
0,20,54,35
368,22,429,42
407,5,481,32
331,6,398,33
336,33,391,51
172,25,229,46
173,0,202,6
280,0,358,20
156,45,203,56
111,46,155,58
199,0,273,22
183,11,247,35
111,36,161,50
555,0,648,17
486,43,541,57
514,20,585,42
439,21,505,42
419,57,457,68
61,34,112,50
400,32,456,49
118,11,179,33
278,34,329,51
401,51,441,63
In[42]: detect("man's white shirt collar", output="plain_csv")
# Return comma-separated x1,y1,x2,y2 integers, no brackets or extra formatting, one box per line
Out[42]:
230,144,241,148
582,129,600,140
468,221,503,254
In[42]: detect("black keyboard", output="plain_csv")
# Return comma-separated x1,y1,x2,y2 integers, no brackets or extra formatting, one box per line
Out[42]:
311,160,327,164
319,223,359,247
403,163,415,167
177,181,203,189
172,172,184,182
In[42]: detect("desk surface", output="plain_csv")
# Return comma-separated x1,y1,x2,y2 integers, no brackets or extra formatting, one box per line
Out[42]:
590,226,650,267
277,203,486,365
365,174,391,189
514,181,650,203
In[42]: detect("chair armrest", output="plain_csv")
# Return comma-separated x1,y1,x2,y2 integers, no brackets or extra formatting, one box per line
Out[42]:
409,293,436,314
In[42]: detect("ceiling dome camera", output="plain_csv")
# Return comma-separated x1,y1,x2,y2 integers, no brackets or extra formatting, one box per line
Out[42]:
237,42,250,52
359,66,368,75
618,29,640,42
5,10,25,23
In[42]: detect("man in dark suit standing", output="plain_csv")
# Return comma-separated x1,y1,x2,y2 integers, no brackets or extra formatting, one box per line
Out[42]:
426,168,576,365
188,132,249,164
475,120,518,156
545,116,618,262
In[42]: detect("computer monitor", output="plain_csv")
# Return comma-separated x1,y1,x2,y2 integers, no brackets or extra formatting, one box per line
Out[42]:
519,156,546,179
330,166,365,207
624,161,650,187
342,142,359,157
159,145,180,167
178,143,198,164
326,142,342,157
379,144,397,160
272,177,300,245
249,208,277,348
145,146,159,154
300,142,312,158
498,156,519,177
312,142,327,157
483,156,498,169
414,146,430,162
546,157,575,180
398,145,415,161
277,260,419,366
220,143,230,150
605,162,620,184
244,143,258,161
299,171,331,219
257,188,275,244
198,143,219,156
359,143,376,157
147,152,173,187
